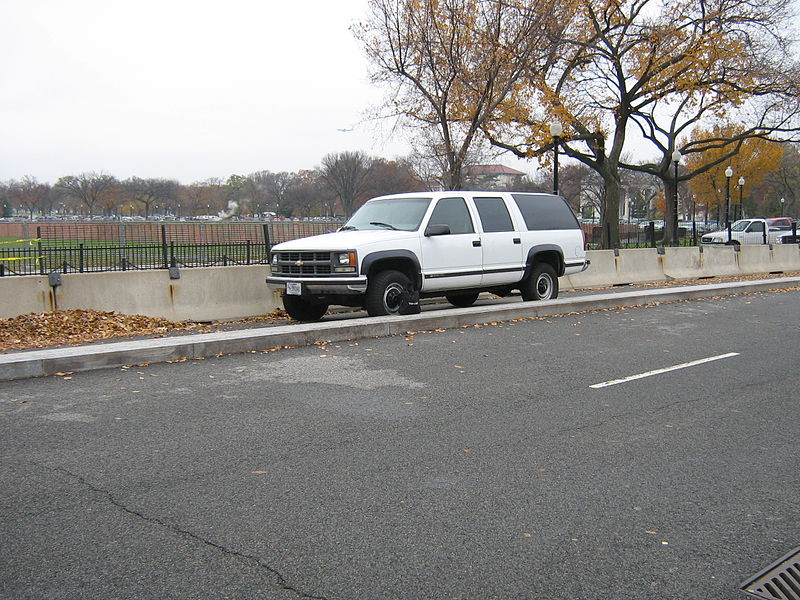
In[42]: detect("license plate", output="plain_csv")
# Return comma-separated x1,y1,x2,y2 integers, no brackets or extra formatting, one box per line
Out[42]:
286,282,302,295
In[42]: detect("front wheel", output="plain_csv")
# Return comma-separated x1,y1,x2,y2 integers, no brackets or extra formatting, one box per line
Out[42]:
365,270,411,316
520,263,559,301
282,295,328,321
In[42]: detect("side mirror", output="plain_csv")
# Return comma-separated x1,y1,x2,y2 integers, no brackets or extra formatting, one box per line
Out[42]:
424,223,451,237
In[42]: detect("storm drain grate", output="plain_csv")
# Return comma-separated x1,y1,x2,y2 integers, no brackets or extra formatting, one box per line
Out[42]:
740,547,800,599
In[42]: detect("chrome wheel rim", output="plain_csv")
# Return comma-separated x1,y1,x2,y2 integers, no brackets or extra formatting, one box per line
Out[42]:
383,282,404,313
536,274,553,299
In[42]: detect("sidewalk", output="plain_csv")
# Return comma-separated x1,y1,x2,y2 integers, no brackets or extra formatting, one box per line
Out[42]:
2,275,798,381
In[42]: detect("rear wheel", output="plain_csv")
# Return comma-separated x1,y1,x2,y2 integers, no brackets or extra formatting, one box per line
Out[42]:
445,292,480,308
520,263,558,301
365,270,411,316
282,295,328,321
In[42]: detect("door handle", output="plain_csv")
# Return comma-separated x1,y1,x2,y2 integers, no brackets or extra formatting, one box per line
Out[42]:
513,238,521,244
472,240,482,247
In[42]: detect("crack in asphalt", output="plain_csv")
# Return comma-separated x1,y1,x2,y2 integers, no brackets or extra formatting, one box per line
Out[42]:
43,463,330,600
554,394,708,437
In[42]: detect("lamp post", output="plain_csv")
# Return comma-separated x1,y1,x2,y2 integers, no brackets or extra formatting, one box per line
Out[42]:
671,150,681,246
724,166,734,243
780,197,785,216
737,176,745,220
549,122,563,195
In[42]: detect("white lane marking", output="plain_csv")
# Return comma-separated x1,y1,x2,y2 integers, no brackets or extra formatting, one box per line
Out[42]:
589,352,740,389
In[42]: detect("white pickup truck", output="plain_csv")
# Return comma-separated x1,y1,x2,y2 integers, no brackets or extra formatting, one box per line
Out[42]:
700,218,797,246
266,191,590,320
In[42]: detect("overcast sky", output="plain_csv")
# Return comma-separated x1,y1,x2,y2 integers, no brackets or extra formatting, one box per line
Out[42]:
0,0,427,185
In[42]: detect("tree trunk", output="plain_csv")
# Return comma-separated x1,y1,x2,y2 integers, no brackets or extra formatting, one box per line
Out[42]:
662,177,679,245
600,172,621,249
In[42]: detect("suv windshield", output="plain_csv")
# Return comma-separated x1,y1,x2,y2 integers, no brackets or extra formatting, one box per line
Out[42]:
343,197,431,231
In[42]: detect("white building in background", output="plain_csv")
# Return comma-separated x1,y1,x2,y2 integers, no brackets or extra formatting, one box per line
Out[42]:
464,164,527,189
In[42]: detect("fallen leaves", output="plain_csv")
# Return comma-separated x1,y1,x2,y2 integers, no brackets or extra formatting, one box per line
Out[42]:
0,308,290,352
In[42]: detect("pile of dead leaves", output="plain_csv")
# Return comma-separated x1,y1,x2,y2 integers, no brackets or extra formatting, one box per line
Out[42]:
0,310,202,352
0,309,290,352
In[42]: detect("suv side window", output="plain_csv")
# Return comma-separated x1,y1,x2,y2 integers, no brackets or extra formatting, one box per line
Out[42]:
428,197,474,234
474,197,514,232
511,193,580,230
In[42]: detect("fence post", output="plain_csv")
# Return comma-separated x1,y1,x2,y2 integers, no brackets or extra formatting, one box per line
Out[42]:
263,223,271,250
79,243,84,273
762,226,767,245
170,241,176,267
649,222,656,248
246,239,251,265
160,224,169,269
37,226,44,275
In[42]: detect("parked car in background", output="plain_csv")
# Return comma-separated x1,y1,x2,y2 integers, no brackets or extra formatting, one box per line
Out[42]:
766,217,794,229
701,218,792,246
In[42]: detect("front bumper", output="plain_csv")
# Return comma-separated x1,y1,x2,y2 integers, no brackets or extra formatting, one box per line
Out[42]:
266,275,368,295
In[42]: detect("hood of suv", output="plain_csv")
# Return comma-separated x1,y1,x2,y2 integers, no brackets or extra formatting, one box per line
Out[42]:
271,229,419,251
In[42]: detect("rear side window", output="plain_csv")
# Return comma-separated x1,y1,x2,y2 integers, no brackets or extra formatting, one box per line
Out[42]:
474,197,514,232
511,193,580,231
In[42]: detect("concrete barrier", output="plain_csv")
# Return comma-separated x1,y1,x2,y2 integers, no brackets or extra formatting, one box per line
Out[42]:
697,245,742,277
566,248,666,288
736,244,773,275
0,265,281,321
1,246,798,321
661,246,701,280
563,250,618,288
770,243,800,272
615,248,666,284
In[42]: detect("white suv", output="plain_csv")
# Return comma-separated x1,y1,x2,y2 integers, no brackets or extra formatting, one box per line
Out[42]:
266,191,590,320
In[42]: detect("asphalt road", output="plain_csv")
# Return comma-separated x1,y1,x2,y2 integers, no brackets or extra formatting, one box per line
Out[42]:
1,289,798,599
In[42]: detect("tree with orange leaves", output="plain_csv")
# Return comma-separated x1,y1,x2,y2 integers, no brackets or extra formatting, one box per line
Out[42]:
685,125,784,223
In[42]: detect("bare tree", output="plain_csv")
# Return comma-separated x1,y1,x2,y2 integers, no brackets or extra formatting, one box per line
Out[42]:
55,172,117,219
284,170,336,217
246,171,294,217
355,0,560,189
122,177,180,220
7,176,51,219
319,151,375,217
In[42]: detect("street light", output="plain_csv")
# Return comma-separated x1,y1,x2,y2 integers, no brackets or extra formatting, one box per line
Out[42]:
549,122,563,195
724,166,733,238
671,150,681,246
737,176,745,220
781,197,785,216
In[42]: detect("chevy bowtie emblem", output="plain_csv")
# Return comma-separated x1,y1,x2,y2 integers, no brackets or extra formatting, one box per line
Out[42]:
295,260,304,266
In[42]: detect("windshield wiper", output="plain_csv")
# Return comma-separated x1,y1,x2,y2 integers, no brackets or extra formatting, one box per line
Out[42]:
369,221,399,230
339,225,358,231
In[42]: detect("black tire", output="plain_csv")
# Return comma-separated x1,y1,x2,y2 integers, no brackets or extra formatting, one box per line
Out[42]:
282,295,328,321
445,292,480,308
520,263,559,301
365,270,411,316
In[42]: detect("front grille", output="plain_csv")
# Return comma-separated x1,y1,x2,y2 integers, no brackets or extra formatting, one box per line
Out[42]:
741,547,800,600
271,251,335,277
280,252,330,262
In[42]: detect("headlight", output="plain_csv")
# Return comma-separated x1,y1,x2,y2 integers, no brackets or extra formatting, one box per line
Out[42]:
335,252,356,266
334,251,357,273
271,253,278,265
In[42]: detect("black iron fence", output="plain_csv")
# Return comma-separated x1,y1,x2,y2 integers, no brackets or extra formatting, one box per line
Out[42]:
0,220,341,276
585,220,712,249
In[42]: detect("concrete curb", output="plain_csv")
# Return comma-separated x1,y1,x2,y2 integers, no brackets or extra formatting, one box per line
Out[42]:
2,276,799,381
